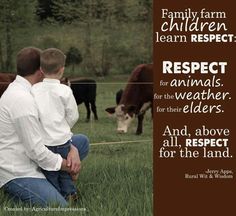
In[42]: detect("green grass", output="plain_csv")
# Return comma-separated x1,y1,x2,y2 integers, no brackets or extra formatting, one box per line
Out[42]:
0,76,153,216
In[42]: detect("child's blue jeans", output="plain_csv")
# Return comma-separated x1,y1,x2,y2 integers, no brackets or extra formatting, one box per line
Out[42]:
42,134,89,198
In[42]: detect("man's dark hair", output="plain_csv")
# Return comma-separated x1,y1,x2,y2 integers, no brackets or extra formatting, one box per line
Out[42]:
17,47,42,77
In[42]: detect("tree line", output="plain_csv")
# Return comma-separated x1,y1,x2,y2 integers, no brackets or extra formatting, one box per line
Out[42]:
0,0,152,75
36,0,152,23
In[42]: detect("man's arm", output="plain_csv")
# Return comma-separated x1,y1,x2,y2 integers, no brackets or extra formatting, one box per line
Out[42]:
14,114,81,174
61,146,81,175
61,159,70,172
14,114,64,171
67,144,81,174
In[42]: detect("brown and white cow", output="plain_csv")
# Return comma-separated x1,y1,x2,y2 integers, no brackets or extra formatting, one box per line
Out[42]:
106,64,153,135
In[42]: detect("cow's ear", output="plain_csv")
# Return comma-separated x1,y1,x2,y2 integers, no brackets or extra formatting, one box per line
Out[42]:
127,105,137,113
105,107,116,114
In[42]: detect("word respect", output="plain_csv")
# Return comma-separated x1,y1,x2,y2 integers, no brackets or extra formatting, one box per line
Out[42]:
163,61,227,74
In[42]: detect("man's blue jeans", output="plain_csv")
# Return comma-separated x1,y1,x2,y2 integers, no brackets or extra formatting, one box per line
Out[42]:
3,134,89,207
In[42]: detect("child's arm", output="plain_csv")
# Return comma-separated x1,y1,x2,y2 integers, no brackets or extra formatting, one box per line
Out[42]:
64,89,79,128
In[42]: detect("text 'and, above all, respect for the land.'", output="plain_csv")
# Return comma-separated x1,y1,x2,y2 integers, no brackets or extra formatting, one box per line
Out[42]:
159,125,233,159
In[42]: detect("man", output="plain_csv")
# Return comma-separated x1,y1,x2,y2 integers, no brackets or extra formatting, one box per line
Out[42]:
0,47,89,207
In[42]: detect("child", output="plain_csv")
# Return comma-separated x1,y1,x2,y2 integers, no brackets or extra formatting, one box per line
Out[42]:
31,48,79,201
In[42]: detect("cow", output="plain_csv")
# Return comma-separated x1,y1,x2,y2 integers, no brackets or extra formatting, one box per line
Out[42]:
0,72,16,82
69,78,98,122
0,73,16,97
0,73,98,122
105,64,153,135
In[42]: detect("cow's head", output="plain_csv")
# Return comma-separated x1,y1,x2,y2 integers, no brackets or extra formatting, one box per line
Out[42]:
106,104,137,133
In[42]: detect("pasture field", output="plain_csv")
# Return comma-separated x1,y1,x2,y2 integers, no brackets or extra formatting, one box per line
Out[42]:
0,75,153,216
7,21,152,78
